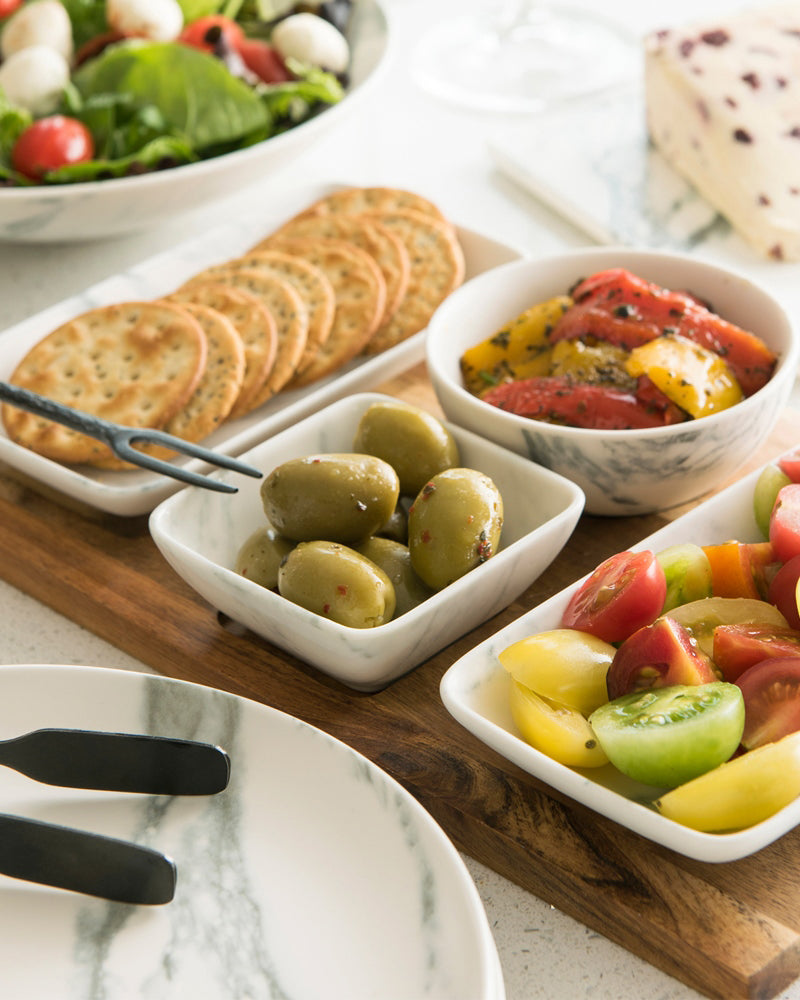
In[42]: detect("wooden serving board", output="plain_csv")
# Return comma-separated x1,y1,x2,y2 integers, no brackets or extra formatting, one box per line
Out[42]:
2,363,800,1000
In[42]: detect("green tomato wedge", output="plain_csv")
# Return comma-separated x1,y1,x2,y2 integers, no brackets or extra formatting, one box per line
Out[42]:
656,543,713,613
753,464,791,540
589,683,744,788
656,731,800,831
498,629,615,717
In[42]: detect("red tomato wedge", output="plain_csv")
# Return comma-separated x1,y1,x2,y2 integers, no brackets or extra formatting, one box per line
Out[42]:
565,269,776,397
712,623,800,682
560,550,667,644
736,657,800,749
778,450,800,484
768,555,800,629
769,484,800,563
702,540,776,600
481,376,686,429
606,616,717,699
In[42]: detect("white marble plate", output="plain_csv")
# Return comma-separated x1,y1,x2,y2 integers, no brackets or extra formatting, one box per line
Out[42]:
488,85,800,320
441,456,800,863
0,186,523,516
0,664,504,999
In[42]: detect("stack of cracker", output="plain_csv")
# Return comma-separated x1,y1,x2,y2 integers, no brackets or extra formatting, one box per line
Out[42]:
2,187,465,468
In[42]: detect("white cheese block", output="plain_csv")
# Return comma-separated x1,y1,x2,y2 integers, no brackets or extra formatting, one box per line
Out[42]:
645,5,800,260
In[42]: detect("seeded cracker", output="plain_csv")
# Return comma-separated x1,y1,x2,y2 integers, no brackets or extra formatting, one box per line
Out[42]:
169,281,277,418
2,300,207,465
259,213,410,328
193,250,335,382
297,186,453,228
264,236,386,385
195,268,309,410
361,209,465,354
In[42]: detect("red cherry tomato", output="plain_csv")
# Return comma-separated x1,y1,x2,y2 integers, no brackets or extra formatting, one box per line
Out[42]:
768,554,800,630
736,657,800,749
769,483,800,563
12,117,95,182
560,550,667,644
606,616,717,699
779,450,800,484
713,622,800,681
0,0,22,16
179,15,244,52
236,38,291,83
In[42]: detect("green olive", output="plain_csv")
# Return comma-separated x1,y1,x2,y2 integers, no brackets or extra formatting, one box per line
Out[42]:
353,400,460,496
278,540,396,628
235,526,295,590
356,537,433,616
408,468,503,590
261,453,400,543
376,503,408,544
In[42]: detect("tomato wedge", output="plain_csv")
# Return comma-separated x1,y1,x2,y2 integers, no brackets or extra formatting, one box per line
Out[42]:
498,629,614,716
606,616,716,699
560,550,667,644
769,484,800,563
736,657,800,749
480,376,686,429
713,624,800,682
655,731,800,831
768,554,800,629
589,682,744,788
509,679,609,768
666,596,789,658
702,540,776,600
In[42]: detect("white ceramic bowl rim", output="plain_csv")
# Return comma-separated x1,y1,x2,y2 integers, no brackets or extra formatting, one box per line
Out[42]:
0,0,389,201
432,245,799,439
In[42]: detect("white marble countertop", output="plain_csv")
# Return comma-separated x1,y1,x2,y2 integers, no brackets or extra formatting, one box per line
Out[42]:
1,1,799,998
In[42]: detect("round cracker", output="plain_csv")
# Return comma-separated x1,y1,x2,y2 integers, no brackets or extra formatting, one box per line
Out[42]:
295,186,452,227
258,213,410,328
169,281,277,419
2,300,207,465
360,209,465,355
200,268,309,410
263,236,387,385
194,250,335,382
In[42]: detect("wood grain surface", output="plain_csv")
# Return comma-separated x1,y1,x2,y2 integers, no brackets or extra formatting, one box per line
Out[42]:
2,363,800,1000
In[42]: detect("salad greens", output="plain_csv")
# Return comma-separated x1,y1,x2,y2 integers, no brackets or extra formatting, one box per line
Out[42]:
0,1,347,185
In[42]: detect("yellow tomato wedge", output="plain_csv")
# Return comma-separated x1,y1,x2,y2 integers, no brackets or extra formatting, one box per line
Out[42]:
498,629,615,716
509,679,609,768
626,333,743,419
655,731,800,831
459,295,571,396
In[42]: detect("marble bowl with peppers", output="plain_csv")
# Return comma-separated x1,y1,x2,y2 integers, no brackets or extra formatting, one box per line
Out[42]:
426,248,799,516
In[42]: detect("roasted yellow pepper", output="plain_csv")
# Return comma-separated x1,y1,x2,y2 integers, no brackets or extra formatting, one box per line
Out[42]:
626,333,744,419
460,295,572,395
549,338,632,388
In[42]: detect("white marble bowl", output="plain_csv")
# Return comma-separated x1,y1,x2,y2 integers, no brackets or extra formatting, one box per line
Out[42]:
426,248,798,516
149,392,584,691
0,0,388,243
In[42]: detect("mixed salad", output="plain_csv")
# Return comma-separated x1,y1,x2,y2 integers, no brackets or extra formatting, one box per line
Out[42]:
499,453,800,833
460,268,778,430
0,0,351,185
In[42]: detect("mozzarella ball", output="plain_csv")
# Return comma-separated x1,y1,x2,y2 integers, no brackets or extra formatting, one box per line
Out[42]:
106,0,184,42
0,46,70,116
272,13,350,74
1,0,74,63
